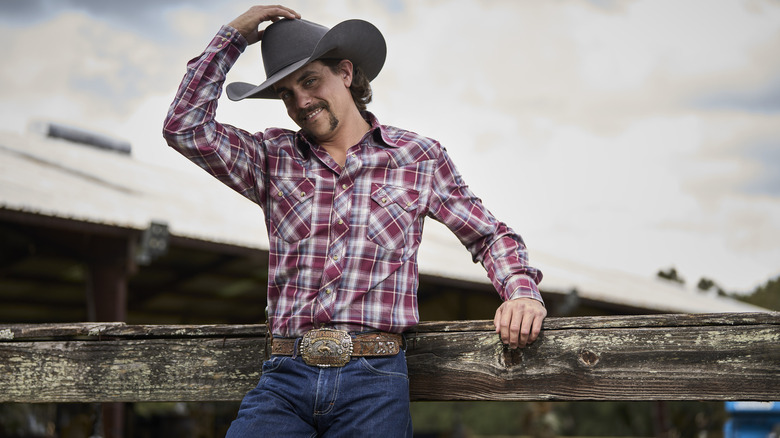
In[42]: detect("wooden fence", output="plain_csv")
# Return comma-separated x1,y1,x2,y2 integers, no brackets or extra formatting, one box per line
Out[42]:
1,312,778,403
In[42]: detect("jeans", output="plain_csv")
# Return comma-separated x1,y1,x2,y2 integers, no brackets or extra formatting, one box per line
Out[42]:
225,350,413,437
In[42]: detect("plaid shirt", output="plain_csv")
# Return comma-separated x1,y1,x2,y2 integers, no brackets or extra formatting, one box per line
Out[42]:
163,26,543,337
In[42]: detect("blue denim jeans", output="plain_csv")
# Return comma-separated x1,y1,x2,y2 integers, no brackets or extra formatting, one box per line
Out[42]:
225,350,413,437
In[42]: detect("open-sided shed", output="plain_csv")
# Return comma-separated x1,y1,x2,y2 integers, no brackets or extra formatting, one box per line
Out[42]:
0,127,764,325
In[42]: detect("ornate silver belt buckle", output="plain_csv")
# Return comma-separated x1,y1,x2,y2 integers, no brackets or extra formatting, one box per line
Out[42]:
300,328,353,367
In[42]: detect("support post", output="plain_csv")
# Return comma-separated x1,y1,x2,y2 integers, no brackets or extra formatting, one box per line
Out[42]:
85,235,134,438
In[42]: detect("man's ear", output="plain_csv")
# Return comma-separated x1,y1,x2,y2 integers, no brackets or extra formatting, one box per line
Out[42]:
337,59,354,87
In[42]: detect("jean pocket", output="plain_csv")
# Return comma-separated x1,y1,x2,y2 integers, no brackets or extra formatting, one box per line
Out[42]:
261,356,288,374
367,183,419,249
270,178,315,242
358,355,409,379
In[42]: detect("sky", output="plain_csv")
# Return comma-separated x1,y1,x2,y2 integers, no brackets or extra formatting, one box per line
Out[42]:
1,0,779,293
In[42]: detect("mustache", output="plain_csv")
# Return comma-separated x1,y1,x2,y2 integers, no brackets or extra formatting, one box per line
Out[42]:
297,102,329,121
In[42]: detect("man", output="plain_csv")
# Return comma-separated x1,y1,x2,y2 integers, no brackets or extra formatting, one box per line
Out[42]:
163,5,546,437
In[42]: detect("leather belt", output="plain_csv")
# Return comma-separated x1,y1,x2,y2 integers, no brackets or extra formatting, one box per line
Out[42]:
271,328,402,367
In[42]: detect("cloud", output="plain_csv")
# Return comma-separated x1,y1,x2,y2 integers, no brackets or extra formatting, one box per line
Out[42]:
695,76,780,114
2,0,779,292
684,112,780,200
353,0,780,291
0,0,200,26
741,139,780,196
0,0,241,43
0,8,221,121
567,0,780,83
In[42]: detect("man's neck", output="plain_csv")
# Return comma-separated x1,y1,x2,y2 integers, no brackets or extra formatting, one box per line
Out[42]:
317,110,371,167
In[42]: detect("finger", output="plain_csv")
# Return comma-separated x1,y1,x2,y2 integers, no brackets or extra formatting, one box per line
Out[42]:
258,7,300,37
276,4,301,18
493,305,503,334
528,313,543,344
509,309,523,348
264,5,301,20
519,311,534,347
498,304,512,346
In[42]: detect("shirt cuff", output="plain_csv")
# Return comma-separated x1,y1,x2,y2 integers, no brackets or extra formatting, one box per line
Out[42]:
208,25,248,52
506,275,544,305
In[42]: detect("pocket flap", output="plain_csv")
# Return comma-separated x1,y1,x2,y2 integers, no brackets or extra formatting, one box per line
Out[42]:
371,183,419,212
271,178,316,202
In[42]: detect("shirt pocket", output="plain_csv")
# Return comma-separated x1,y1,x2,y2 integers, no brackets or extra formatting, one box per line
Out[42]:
269,177,316,242
367,183,420,249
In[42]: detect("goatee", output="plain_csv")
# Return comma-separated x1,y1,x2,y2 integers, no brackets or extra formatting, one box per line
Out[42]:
300,103,339,140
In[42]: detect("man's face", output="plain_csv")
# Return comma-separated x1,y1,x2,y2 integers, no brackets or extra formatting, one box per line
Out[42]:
274,60,354,142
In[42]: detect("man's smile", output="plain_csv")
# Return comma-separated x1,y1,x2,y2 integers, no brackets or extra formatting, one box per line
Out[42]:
304,107,324,121
299,103,329,123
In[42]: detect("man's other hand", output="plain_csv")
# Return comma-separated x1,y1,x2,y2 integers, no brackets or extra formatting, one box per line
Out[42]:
494,297,547,349
229,5,301,45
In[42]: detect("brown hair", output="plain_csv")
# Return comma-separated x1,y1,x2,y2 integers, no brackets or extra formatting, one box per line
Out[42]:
321,58,373,112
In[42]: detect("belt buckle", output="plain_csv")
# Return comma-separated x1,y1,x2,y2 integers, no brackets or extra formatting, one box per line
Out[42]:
300,328,353,367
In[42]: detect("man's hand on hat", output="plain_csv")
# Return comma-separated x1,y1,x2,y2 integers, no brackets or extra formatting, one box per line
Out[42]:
229,5,301,45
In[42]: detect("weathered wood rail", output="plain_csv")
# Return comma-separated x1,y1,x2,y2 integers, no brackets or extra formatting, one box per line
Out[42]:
1,313,778,403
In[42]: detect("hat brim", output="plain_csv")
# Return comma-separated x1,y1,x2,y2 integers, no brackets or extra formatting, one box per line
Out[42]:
226,19,386,101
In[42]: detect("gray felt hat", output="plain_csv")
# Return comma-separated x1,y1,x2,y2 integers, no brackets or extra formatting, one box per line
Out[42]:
226,18,386,101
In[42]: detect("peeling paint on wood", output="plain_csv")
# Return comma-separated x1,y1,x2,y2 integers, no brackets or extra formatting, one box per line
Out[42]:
0,313,777,403
0,328,13,340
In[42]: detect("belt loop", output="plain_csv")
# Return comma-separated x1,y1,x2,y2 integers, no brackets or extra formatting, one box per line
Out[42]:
291,338,300,360
401,333,408,352
264,328,271,361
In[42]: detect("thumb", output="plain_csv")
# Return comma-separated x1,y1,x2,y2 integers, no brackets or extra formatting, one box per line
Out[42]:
493,305,503,333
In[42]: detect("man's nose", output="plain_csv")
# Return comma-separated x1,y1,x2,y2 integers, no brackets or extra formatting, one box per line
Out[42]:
294,91,312,110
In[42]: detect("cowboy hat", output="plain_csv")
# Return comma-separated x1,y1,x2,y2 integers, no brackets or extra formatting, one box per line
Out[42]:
226,18,386,101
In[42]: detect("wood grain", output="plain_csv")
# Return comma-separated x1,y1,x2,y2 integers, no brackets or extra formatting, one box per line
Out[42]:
1,313,777,403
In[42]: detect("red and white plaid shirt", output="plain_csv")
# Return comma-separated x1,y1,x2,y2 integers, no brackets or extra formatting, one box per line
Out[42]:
164,26,543,337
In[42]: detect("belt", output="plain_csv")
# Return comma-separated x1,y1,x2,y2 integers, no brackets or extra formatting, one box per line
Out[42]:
271,328,403,367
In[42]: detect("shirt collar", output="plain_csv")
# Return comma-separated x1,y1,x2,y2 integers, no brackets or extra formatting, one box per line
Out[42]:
295,111,400,157
365,112,399,149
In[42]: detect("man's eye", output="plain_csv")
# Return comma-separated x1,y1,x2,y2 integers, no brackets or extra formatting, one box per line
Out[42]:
279,91,291,100
304,78,316,87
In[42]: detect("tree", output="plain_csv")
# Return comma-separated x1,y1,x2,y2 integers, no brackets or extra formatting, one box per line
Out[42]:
697,277,725,295
733,276,780,311
657,267,685,285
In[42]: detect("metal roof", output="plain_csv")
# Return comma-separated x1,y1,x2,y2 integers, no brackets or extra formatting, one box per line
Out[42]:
0,129,764,315
0,130,268,249
418,221,763,313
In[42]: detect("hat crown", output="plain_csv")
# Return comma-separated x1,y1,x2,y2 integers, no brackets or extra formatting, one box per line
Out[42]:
261,19,329,78
226,18,386,101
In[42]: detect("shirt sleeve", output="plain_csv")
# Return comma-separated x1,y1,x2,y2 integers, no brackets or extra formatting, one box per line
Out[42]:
162,25,267,206
428,146,544,304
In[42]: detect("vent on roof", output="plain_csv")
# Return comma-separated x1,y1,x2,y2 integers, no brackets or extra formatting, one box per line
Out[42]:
29,121,131,155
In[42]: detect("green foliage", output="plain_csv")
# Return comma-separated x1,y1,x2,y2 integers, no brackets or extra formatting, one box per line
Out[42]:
697,277,726,295
733,276,780,311
657,267,685,284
